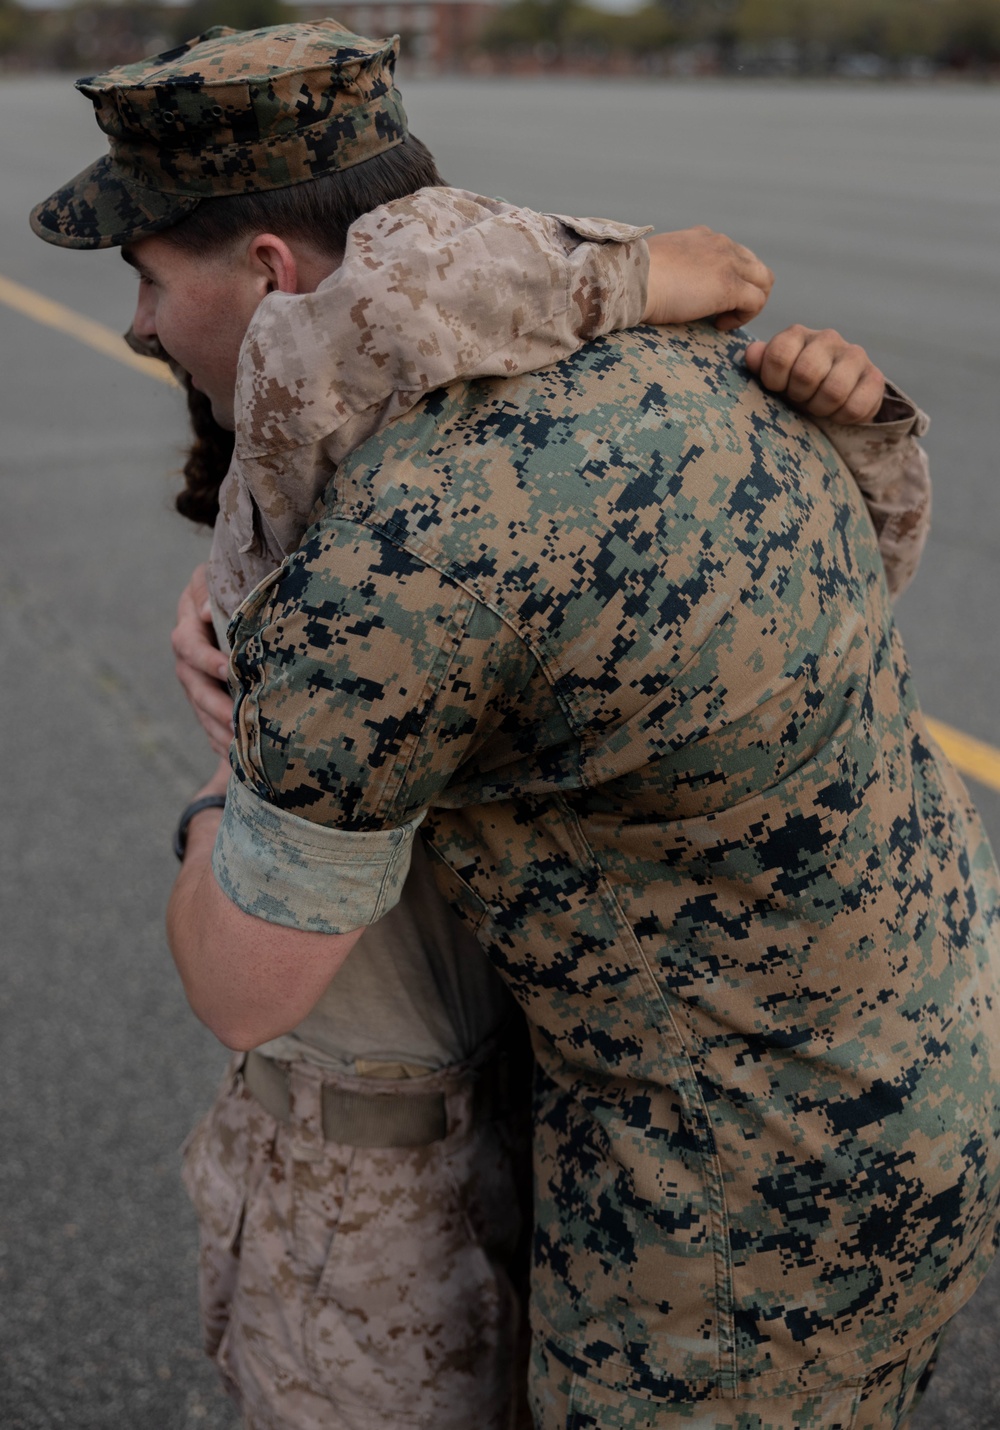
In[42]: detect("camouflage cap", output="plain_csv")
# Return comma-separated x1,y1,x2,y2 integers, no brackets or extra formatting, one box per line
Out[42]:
30,20,408,250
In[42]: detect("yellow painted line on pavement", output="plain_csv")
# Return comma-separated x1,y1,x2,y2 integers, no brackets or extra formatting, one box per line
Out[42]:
926,718,1000,797
4,272,1000,797
0,272,178,387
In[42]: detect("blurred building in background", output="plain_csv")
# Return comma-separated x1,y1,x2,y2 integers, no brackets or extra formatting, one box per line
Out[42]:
298,0,500,70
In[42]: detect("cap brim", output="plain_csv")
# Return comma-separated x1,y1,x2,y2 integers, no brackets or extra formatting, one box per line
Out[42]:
30,152,200,250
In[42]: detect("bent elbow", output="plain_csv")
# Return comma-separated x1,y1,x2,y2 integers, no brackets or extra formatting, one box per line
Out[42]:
189,983,307,1050
194,1001,274,1052
210,1021,260,1053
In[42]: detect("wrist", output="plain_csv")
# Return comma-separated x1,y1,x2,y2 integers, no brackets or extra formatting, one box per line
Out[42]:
173,793,227,861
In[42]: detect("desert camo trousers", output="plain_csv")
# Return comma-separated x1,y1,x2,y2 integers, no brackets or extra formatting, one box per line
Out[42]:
531,1326,944,1430
181,1042,533,1430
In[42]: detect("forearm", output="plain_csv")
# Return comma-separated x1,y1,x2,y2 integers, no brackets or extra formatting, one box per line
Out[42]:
166,803,232,1038
166,786,362,1049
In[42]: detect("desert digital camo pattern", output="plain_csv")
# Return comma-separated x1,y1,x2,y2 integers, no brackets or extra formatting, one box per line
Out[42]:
210,187,650,619
30,20,406,249
217,320,1000,1422
182,1054,531,1430
816,387,931,601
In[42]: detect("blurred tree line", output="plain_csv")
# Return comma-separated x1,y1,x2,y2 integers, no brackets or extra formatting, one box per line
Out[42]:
0,0,998,73
482,0,1000,72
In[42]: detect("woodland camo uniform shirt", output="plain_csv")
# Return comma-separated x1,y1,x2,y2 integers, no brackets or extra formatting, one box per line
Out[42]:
211,291,1000,1416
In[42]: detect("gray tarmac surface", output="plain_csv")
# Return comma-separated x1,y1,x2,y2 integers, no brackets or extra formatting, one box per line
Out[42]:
1,74,998,1428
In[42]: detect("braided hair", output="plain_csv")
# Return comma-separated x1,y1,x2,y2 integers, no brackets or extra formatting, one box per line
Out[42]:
176,376,234,528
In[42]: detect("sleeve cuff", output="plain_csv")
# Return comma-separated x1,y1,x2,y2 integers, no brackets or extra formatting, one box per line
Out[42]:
550,214,653,245
212,774,423,934
817,381,928,446
550,213,652,333
868,381,930,437
815,382,930,491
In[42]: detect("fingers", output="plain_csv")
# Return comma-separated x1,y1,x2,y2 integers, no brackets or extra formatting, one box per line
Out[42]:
743,339,766,374
747,326,885,424
753,323,815,395
174,655,234,757
711,241,774,329
823,360,885,423
714,293,768,331
173,563,234,755
189,562,211,618
173,572,228,684
172,617,229,684
729,243,774,307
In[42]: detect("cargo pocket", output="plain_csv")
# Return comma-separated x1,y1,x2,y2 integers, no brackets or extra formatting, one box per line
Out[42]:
302,1126,518,1430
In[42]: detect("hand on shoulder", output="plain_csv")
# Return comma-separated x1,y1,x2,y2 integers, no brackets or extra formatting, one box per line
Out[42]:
745,325,885,424
642,227,774,331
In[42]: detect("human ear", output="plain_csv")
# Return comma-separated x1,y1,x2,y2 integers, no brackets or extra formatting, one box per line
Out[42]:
246,233,299,296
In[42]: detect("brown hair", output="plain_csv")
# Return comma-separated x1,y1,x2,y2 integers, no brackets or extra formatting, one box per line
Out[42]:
177,377,234,528
170,134,444,524
165,133,444,262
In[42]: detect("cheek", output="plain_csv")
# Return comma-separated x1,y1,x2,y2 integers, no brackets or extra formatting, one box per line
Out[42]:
150,297,184,353
166,302,220,372
205,304,252,382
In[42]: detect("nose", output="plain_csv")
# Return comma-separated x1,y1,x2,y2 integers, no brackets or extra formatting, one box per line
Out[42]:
131,281,157,342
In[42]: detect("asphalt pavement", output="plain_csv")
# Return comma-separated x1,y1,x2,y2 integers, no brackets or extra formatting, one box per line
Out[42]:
1,73,998,1429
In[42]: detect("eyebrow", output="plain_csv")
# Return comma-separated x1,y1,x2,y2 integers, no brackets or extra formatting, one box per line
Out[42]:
120,246,151,277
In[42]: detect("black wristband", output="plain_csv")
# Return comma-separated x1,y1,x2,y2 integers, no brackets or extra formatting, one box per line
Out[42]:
173,794,227,861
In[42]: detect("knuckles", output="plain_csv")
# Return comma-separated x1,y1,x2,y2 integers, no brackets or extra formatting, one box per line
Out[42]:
790,338,849,389
809,365,855,403
840,375,884,422
762,331,805,374
756,324,880,417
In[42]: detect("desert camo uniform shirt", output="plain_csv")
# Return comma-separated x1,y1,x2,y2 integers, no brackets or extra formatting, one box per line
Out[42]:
211,201,1000,1421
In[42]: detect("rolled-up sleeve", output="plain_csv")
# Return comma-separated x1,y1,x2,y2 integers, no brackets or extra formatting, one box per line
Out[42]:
212,773,423,933
219,519,540,934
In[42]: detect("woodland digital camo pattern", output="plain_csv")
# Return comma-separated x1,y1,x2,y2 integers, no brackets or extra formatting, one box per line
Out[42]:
532,1326,943,1429
217,320,1000,1422
181,1054,530,1430
29,21,406,249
